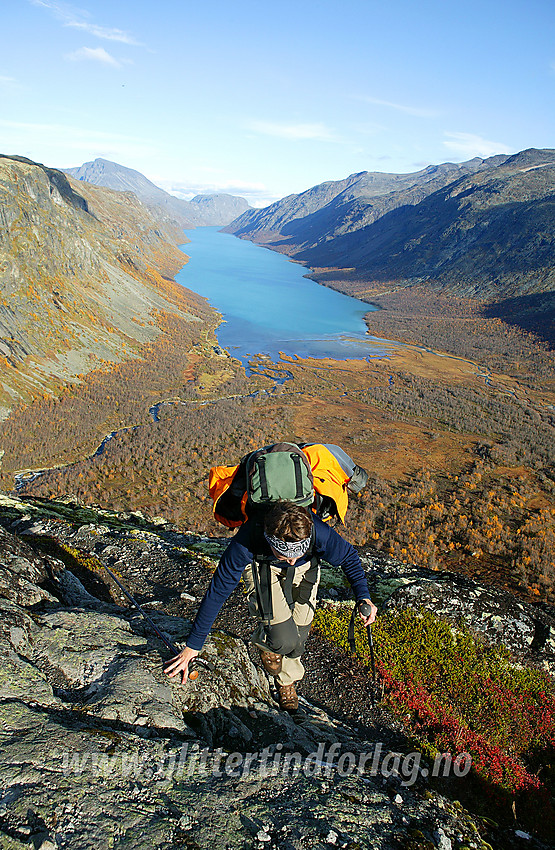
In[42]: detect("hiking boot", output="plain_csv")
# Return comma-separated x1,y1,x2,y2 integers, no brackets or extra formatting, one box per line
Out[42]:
259,649,283,676
277,682,298,713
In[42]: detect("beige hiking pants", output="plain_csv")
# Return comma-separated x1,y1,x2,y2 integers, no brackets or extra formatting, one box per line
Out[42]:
242,560,320,686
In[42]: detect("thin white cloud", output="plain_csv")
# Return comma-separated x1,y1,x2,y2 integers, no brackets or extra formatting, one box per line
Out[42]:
30,0,143,46
247,120,337,142
0,118,157,164
65,21,141,44
354,95,439,118
443,131,511,159
0,75,21,92
65,47,122,67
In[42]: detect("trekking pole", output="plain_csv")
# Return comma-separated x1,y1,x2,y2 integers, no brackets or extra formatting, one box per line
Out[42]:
103,565,213,680
360,603,378,704
348,601,377,708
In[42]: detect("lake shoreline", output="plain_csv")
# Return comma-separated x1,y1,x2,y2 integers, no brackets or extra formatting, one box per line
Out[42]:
177,227,385,365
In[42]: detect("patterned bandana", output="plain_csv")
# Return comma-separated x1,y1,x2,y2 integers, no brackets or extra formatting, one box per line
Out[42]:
264,533,312,561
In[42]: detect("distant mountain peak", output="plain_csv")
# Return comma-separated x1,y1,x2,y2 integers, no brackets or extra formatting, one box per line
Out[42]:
64,159,251,227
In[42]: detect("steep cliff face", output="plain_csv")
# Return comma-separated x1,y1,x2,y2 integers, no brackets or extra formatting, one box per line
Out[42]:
225,149,555,301
0,155,209,416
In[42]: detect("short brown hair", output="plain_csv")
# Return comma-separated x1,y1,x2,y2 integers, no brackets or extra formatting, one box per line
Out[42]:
264,501,313,541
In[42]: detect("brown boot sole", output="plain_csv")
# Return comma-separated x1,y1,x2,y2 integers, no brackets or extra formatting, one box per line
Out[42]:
259,650,283,676
277,683,298,713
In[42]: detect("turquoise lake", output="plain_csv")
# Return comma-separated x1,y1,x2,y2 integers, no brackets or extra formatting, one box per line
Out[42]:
177,227,389,364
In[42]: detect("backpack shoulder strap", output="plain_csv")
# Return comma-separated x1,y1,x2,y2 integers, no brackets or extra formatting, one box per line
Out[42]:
248,518,320,627
249,517,273,629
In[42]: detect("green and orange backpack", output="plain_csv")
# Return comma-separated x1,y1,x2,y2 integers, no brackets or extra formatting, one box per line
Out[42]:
209,441,367,528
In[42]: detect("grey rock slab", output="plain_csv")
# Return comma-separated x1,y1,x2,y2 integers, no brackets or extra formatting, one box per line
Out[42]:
0,625,493,850
84,654,196,734
0,639,60,707
0,525,56,607
171,632,271,714
53,565,111,609
0,703,178,849
31,609,148,688
0,599,40,653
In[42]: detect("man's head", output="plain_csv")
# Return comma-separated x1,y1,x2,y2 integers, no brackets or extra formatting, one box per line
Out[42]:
264,501,313,565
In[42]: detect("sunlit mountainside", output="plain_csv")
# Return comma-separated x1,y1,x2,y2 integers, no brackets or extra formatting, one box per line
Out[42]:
0,154,216,414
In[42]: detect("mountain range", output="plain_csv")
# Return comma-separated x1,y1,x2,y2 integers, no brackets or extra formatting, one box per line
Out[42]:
65,158,251,228
225,148,555,305
1,146,554,421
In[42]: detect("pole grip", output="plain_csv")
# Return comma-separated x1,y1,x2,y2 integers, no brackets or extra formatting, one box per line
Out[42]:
188,657,214,680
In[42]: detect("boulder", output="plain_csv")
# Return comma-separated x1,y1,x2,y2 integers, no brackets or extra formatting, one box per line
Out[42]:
0,525,56,606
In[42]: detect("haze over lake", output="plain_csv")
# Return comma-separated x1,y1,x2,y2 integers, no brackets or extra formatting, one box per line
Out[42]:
178,227,388,364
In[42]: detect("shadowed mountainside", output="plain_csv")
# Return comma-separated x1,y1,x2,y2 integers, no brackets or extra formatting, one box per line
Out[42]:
225,149,555,306
226,156,495,244
482,291,555,347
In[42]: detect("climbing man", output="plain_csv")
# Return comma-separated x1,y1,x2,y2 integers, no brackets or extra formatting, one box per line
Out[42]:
165,500,377,712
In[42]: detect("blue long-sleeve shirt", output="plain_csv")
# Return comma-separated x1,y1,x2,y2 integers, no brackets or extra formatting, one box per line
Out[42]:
186,515,370,651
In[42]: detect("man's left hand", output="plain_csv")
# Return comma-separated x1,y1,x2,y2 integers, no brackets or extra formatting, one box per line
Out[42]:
358,598,377,626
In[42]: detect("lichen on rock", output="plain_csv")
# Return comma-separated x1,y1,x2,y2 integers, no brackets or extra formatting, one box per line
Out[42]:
0,495,547,849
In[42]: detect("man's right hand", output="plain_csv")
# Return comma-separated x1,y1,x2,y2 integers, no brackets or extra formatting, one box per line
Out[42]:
164,646,199,685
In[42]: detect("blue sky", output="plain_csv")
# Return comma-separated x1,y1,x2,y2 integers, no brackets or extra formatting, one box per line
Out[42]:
1,0,554,206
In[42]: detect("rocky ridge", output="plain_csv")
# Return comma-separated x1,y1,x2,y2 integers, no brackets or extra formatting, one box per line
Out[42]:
225,158,492,245
0,492,552,850
224,149,555,303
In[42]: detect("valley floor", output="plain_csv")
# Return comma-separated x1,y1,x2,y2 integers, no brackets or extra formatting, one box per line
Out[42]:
2,288,553,607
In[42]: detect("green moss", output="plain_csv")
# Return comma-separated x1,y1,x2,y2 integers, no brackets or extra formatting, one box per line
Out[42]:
371,576,415,606
57,542,105,575
402,830,435,850
188,540,227,558
210,632,239,653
